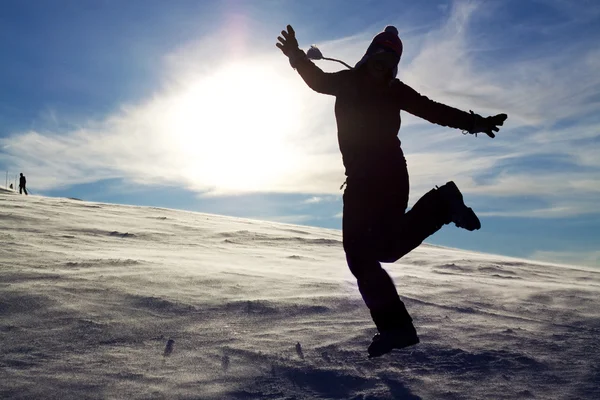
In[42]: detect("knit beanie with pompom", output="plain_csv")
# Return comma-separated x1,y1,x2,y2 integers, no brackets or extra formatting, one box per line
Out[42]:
355,26,403,78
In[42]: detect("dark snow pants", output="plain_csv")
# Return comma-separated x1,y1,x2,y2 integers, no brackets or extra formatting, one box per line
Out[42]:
19,185,28,195
342,161,451,331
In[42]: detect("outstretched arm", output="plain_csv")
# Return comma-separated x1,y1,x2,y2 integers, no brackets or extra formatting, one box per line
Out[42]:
276,25,346,96
394,81,507,138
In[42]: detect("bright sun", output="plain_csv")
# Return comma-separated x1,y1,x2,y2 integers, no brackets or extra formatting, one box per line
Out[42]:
168,62,302,194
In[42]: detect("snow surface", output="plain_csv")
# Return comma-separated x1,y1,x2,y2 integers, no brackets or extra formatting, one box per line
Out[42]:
1,192,599,399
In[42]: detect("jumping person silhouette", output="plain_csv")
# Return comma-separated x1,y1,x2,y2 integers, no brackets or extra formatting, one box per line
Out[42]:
277,25,507,357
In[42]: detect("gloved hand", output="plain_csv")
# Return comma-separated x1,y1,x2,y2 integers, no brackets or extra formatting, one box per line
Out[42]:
276,25,306,67
469,112,508,138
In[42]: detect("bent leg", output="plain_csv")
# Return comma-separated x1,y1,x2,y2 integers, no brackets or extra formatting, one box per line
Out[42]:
343,171,414,331
343,170,456,332
376,187,451,263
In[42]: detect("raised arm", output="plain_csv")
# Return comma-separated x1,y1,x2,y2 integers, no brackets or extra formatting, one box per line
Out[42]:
293,55,347,95
393,80,507,138
277,25,346,96
394,80,472,130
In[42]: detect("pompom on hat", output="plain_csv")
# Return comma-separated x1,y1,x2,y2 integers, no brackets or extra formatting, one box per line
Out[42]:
355,26,403,77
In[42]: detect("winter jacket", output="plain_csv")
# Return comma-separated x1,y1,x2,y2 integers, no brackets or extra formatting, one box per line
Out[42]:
294,59,474,178
19,176,26,187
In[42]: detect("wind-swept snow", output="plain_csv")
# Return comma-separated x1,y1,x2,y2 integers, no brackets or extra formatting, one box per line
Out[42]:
1,193,599,399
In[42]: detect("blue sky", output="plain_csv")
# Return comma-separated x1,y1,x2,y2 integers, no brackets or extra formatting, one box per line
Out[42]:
1,0,599,267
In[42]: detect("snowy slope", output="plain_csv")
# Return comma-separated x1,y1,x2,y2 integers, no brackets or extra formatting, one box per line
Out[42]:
1,193,599,399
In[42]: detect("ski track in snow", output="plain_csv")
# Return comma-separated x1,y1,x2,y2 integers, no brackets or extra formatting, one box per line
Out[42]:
1,192,599,399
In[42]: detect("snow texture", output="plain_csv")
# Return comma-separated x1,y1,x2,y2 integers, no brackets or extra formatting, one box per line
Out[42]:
1,192,599,399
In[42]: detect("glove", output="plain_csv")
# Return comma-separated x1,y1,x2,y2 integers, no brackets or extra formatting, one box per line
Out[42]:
276,25,306,68
468,111,508,138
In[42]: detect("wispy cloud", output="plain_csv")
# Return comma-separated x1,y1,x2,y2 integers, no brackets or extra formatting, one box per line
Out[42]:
392,0,600,217
303,195,340,204
0,38,345,195
1,0,598,221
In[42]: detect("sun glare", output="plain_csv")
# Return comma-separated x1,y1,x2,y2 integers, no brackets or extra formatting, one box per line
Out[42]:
168,62,302,193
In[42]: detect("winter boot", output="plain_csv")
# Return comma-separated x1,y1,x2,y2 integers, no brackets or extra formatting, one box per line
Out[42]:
368,322,420,358
437,181,481,231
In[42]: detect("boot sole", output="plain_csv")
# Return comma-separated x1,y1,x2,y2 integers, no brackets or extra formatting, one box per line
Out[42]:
368,336,420,358
455,207,481,231
440,182,481,231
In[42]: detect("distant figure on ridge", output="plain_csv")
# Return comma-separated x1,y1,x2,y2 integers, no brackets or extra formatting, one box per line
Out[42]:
19,173,28,195
277,25,507,357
